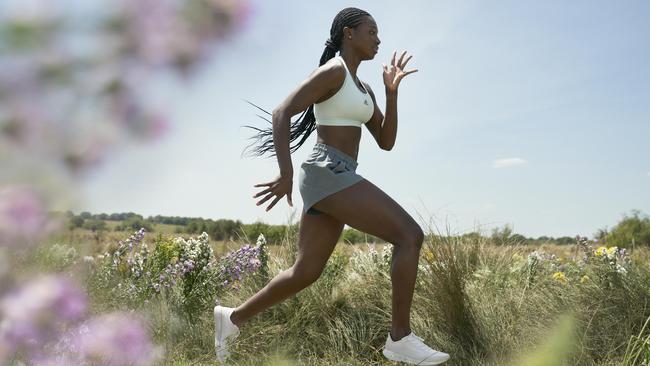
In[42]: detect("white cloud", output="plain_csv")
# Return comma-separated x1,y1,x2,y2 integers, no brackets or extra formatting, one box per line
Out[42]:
492,157,527,168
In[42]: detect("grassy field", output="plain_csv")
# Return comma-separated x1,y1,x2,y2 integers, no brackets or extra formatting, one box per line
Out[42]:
19,225,650,365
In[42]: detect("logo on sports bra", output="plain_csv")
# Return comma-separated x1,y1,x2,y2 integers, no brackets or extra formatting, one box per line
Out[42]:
363,100,369,105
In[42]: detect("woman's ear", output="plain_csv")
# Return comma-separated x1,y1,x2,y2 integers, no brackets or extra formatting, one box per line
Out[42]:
342,26,352,40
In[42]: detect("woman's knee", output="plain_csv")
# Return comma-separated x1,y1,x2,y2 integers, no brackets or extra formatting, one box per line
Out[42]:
396,224,424,252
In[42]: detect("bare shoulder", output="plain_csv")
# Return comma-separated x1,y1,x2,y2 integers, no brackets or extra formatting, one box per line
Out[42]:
306,56,346,88
274,56,347,117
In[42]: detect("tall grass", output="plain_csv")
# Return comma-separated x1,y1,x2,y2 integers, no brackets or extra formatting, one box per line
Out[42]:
29,221,650,365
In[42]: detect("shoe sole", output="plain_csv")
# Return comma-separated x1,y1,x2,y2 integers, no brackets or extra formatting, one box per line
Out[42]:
383,348,450,365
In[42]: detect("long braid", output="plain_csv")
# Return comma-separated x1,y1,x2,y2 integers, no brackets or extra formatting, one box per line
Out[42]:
241,7,370,158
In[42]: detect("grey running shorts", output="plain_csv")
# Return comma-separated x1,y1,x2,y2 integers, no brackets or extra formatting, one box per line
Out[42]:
298,142,364,216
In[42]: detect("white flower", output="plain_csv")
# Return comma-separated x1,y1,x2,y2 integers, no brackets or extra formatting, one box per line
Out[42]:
256,233,267,246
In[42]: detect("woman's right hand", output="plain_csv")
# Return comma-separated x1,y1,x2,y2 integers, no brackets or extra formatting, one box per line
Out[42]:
253,174,293,212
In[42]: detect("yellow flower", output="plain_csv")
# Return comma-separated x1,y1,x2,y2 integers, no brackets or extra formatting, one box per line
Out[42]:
594,246,607,257
423,251,435,262
552,271,568,284
606,246,618,256
580,275,589,283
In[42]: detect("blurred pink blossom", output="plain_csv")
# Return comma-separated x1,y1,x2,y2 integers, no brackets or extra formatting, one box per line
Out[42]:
0,274,87,358
71,312,163,366
0,185,52,247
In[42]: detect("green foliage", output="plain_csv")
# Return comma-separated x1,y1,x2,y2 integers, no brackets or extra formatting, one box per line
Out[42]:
82,219,106,231
78,225,650,365
508,314,577,366
606,209,650,248
623,315,650,366
150,234,182,272
491,224,515,246
33,243,78,272
239,221,298,246
115,217,154,232
341,227,382,244
421,232,486,360
67,215,84,229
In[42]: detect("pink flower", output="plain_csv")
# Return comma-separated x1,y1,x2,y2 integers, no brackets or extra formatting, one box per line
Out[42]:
71,312,163,366
0,185,51,247
0,275,87,354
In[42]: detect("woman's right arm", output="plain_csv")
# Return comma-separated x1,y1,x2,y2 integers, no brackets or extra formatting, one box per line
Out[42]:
271,63,344,177
253,62,344,212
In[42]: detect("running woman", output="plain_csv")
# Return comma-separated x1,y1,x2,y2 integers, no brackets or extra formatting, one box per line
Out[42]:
215,7,450,365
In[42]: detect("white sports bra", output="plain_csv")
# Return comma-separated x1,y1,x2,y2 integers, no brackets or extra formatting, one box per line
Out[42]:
314,56,374,127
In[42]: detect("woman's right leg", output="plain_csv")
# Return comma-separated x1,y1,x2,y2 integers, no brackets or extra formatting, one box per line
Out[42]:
310,179,425,342
229,209,344,327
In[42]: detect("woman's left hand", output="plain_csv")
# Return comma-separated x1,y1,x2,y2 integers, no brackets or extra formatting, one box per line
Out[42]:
383,50,418,93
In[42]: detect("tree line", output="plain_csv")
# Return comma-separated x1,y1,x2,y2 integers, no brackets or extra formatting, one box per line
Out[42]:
54,209,650,247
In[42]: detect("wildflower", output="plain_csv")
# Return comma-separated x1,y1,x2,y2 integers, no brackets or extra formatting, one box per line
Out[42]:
580,275,589,283
0,275,87,352
256,233,266,246
423,251,435,262
552,271,568,284
70,312,164,365
527,250,543,265
606,246,618,257
594,246,607,257
0,185,53,247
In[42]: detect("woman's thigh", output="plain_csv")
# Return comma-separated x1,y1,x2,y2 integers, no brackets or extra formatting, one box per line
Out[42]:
311,179,422,246
294,209,345,275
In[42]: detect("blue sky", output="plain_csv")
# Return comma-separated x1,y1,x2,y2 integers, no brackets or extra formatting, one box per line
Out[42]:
79,0,650,238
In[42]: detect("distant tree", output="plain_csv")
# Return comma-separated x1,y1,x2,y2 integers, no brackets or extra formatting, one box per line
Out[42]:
593,227,608,241
82,219,106,232
342,228,364,244
510,234,528,244
460,232,482,243
606,210,650,248
242,221,272,244
68,216,84,229
80,211,92,219
116,217,154,232
556,236,575,245
266,225,286,245
491,224,514,246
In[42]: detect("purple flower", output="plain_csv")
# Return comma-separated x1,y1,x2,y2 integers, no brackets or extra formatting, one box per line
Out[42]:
69,312,163,366
0,275,87,354
0,185,54,248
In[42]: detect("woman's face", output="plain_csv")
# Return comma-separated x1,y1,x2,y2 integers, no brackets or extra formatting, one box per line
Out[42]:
348,16,380,60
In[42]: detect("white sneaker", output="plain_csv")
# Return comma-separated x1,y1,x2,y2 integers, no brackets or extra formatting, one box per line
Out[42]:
214,305,241,363
382,331,450,365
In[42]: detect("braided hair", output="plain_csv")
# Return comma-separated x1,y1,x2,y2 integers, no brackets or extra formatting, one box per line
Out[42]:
242,7,371,158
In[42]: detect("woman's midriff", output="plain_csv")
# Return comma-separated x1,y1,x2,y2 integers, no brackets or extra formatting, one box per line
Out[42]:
315,125,361,161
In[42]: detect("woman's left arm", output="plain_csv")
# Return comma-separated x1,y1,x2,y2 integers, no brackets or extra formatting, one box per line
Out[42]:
364,50,418,151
